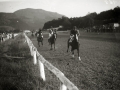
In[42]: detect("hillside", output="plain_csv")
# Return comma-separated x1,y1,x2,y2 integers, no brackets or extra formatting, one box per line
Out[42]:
0,8,64,31
0,13,31,30
14,8,63,29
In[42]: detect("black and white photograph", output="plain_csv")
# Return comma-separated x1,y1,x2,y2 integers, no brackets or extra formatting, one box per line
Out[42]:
0,0,120,90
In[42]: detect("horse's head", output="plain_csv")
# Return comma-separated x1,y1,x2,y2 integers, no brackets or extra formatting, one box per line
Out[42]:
53,32,57,39
70,34,78,43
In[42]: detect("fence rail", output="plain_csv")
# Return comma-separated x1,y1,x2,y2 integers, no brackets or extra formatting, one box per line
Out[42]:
24,32,79,90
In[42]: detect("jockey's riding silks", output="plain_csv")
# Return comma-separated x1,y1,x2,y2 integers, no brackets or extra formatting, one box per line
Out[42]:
48,29,54,39
37,32,43,38
49,31,53,38
69,26,80,42
41,33,43,38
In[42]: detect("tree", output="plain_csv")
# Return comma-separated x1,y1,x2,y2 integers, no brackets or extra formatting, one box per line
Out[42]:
62,17,71,29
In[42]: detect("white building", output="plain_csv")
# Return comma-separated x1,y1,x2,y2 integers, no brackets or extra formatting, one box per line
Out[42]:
24,30,31,33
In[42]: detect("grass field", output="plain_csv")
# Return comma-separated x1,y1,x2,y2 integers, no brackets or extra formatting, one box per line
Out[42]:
28,31,120,90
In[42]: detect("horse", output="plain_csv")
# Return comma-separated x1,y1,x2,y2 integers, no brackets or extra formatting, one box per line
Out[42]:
31,31,34,37
37,33,43,47
35,31,38,37
0,33,2,42
48,32,57,50
67,36,81,60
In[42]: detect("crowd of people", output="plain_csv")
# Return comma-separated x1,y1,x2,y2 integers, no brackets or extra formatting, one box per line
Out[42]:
0,32,14,42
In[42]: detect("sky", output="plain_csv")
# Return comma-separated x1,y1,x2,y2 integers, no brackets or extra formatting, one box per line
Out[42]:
0,0,120,18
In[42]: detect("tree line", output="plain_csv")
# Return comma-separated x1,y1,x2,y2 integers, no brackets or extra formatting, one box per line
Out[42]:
43,6,120,32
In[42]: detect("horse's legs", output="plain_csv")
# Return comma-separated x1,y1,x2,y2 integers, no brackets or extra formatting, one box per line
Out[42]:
48,39,50,45
72,50,74,58
38,41,40,47
50,44,52,50
67,44,69,52
41,38,43,46
67,40,70,52
41,41,43,46
39,42,40,47
54,42,55,50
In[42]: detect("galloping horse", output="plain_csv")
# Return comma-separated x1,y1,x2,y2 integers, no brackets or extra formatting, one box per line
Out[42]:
48,31,57,50
67,36,81,60
37,32,43,47
0,33,2,42
31,31,34,37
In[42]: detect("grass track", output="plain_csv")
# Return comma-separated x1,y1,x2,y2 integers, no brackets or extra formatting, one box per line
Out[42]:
28,31,120,90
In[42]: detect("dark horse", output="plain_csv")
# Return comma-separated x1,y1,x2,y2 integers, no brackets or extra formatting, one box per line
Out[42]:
37,33,43,47
31,31,34,37
67,36,81,60
48,33,57,50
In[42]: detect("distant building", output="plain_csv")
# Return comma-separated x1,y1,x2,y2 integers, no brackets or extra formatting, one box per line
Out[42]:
24,30,31,33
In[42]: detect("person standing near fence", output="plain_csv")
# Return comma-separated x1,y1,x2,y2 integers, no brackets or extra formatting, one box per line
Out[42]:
12,32,14,39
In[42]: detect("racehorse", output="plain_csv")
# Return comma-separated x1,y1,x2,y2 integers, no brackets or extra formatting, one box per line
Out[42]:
31,31,34,37
35,31,38,37
67,36,81,60
48,32,57,50
37,33,43,47
0,33,2,42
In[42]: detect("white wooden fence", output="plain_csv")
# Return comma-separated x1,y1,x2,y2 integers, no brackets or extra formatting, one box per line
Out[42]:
24,32,79,90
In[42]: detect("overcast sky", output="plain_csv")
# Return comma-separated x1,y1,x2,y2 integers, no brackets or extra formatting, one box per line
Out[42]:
0,0,120,18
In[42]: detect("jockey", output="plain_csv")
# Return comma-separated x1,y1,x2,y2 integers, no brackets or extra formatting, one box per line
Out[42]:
69,26,80,42
48,29,53,39
38,28,43,38
53,29,57,39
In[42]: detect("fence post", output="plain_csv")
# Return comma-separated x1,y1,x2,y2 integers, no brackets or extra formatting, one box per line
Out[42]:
33,47,37,64
60,82,67,90
30,45,33,56
38,60,46,81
